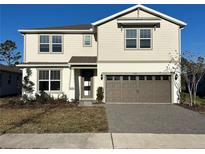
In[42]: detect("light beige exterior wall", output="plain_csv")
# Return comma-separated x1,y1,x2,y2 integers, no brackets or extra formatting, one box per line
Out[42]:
97,9,180,61
22,8,182,103
24,34,97,63
22,68,74,99
22,67,98,100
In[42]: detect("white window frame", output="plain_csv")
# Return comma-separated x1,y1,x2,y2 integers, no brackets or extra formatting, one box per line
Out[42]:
125,28,138,49
38,69,61,92
139,28,152,49
39,34,63,53
52,35,63,53
39,35,50,53
83,35,92,47
125,28,152,50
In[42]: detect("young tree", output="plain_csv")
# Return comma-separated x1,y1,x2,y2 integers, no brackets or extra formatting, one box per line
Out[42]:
167,51,205,106
182,52,205,106
0,40,21,65
22,68,35,95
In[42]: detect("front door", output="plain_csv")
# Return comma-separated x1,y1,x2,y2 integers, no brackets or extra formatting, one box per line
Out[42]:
81,70,93,99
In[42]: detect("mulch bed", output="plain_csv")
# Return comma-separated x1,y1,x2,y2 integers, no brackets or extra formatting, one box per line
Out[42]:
178,103,205,113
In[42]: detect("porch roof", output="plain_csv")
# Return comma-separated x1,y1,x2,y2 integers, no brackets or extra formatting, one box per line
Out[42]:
69,56,97,65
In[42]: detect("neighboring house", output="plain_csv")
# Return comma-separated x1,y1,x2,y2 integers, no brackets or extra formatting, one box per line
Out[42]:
17,4,186,104
0,64,22,97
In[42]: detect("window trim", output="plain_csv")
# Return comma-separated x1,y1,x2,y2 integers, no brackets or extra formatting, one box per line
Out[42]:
125,28,152,50
39,34,63,54
52,35,63,53
139,28,152,49
83,35,92,47
37,69,62,92
125,28,138,49
39,35,50,53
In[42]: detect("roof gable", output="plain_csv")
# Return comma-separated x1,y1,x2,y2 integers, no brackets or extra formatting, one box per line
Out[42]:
92,4,187,27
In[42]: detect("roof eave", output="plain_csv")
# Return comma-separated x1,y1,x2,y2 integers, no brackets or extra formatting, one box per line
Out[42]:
92,4,187,28
18,29,94,34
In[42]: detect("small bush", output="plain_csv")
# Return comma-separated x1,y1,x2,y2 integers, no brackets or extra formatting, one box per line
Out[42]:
56,93,68,103
8,96,34,106
96,87,104,103
180,92,186,104
35,91,55,104
69,98,79,107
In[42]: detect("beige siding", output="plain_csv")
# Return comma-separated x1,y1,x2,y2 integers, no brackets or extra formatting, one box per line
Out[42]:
97,9,180,61
24,34,97,63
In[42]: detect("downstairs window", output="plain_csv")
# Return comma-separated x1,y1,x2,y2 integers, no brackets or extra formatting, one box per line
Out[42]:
38,69,61,91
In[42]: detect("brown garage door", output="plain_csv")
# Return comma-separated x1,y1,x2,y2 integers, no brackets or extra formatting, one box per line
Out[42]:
106,75,171,103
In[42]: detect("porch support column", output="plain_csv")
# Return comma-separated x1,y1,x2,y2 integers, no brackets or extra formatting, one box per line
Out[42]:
69,67,75,100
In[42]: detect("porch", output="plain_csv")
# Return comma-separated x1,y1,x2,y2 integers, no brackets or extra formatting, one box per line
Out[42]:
68,56,98,102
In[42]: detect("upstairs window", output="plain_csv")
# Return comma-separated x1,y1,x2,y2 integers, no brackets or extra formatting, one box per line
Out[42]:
83,35,92,47
140,29,151,49
125,28,152,49
39,35,62,53
40,35,49,52
125,29,137,49
52,35,62,52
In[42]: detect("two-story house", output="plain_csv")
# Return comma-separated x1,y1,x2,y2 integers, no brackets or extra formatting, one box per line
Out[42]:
18,4,186,104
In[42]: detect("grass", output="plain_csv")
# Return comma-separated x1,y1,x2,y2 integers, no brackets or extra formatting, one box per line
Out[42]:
0,98,108,133
183,93,205,106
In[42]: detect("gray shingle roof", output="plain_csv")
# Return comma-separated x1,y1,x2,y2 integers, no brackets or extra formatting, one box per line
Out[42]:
0,64,22,74
69,56,97,63
32,24,92,30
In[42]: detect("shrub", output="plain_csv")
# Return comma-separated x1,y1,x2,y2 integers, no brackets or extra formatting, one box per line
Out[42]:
35,91,55,104
96,87,104,103
56,93,68,103
8,96,34,106
180,92,186,104
69,98,79,107
22,68,35,94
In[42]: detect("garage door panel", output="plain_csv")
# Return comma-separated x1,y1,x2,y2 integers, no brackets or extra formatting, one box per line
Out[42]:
106,80,121,102
153,80,171,103
122,80,137,102
138,80,154,103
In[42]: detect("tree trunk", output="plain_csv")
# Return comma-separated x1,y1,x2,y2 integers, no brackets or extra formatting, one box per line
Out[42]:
188,90,193,106
192,73,197,106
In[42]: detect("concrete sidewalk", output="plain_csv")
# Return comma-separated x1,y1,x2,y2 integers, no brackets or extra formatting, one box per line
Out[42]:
1,133,205,149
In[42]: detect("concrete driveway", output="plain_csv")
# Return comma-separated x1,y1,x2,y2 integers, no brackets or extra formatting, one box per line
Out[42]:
106,104,205,134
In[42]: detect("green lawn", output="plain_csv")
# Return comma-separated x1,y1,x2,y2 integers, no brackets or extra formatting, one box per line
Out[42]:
0,98,108,133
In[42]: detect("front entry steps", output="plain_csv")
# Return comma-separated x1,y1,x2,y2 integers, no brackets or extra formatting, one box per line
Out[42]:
79,100,105,107
79,100,96,106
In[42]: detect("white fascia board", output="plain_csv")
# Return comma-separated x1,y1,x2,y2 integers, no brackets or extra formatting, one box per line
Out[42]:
92,4,140,25
117,20,161,24
16,64,69,67
18,29,93,33
139,5,187,26
69,63,97,65
92,4,187,27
